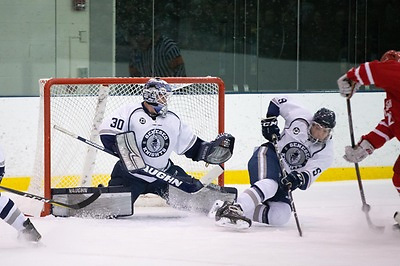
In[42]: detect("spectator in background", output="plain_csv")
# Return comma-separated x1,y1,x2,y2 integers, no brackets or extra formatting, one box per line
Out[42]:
128,23,186,77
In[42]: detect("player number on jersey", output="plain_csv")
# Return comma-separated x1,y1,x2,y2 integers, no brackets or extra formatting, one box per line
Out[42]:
312,168,321,176
110,118,125,130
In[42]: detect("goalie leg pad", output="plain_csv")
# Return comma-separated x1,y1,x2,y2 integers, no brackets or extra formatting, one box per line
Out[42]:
51,186,134,218
167,184,237,213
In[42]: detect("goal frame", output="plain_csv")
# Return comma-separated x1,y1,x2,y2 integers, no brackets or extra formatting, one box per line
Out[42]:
40,77,225,216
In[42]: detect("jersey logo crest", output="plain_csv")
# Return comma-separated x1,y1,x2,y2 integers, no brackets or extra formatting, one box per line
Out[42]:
293,127,300,135
282,142,311,170
141,129,170,157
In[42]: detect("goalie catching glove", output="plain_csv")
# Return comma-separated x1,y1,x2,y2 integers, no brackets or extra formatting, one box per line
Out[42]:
196,133,235,164
115,131,145,172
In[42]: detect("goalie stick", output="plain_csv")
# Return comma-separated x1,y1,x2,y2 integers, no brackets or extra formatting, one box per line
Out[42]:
53,125,223,194
0,185,101,210
271,135,303,237
346,97,385,232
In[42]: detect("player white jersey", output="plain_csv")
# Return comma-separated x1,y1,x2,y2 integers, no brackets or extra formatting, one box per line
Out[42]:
0,145,5,170
273,97,334,187
99,102,197,172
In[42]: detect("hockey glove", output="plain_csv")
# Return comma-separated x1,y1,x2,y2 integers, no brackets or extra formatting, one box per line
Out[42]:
261,117,280,142
337,74,361,98
281,171,306,191
197,133,235,164
343,139,374,163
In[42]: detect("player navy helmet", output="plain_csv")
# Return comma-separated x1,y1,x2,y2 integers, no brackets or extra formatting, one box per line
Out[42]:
308,108,336,144
313,108,336,129
143,78,172,117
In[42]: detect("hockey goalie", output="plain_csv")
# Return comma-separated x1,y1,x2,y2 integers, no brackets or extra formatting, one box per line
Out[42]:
52,78,237,218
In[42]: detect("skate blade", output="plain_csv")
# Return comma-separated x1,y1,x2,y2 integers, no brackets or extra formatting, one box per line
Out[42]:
392,223,400,231
215,217,250,230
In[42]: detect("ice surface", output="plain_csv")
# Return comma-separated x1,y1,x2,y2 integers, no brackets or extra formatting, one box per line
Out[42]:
1,180,399,266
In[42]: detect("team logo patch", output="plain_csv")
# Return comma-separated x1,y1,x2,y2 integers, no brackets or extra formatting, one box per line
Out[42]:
141,129,170,157
281,142,311,170
139,117,146,124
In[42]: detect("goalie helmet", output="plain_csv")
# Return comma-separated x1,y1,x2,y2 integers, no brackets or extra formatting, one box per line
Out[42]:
380,50,400,62
142,78,172,117
308,108,336,144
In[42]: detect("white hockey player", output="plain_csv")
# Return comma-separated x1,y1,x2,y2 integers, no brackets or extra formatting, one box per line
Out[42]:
0,146,41,242
211,96,335,229
99,77,235,210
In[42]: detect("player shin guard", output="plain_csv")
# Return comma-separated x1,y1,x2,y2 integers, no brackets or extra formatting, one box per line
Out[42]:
253,202,291,226
237,188,261,219
237,180,278,219
0,197,26,231
253,203,270,224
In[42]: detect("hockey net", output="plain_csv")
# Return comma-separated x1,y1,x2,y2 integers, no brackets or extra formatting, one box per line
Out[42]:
31,77,225,216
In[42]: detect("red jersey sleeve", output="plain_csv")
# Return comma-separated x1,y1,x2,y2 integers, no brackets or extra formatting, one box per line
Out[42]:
346,60,400,90
361,118,394,149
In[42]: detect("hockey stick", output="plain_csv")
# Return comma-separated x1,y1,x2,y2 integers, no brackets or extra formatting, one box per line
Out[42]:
271,135,303,237
346,97,385,232
0,185,101,210
53,125,223,194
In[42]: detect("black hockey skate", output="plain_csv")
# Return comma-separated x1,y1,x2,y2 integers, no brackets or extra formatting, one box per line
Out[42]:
18,218,42,242
214,201,252,229
393,211,400,231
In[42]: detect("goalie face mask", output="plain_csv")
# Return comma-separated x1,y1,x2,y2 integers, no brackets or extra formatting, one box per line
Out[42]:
142,78,173,117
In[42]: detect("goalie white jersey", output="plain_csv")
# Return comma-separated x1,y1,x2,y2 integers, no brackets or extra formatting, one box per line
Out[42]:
272,96,334,187
99,102,197,174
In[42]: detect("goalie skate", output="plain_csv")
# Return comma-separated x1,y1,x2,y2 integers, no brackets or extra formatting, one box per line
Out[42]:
214,201,251,230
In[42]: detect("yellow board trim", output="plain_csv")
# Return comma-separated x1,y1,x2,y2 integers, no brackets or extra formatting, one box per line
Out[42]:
0,176,30,191
223,166,393,184
0,166,393,191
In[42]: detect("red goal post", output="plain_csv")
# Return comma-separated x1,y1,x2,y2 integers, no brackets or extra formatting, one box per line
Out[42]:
33,77,225,216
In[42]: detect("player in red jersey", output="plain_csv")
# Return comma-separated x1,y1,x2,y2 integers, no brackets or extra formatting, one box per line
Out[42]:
337,50,400,225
